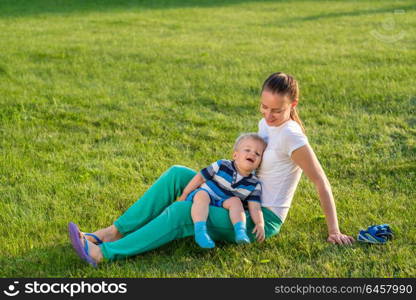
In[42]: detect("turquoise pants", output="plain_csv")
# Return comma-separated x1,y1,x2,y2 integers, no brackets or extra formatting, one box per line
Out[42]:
100,165,283,261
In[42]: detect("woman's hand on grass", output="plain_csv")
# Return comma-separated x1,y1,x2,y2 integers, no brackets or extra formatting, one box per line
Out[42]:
252,224,265,242
327,232,355,245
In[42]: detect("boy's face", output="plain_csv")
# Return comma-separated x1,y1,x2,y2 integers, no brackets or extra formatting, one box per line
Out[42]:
233,139,265,174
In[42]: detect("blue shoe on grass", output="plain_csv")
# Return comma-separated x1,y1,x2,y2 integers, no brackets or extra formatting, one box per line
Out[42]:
357,224,393,244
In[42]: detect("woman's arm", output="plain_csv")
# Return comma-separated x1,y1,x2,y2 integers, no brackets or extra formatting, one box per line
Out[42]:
177,172,205,201
291,144,355,245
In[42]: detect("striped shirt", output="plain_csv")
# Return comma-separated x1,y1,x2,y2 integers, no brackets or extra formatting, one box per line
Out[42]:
200,159,262,206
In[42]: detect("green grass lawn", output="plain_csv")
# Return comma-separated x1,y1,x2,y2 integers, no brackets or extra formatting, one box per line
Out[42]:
0,0,415,277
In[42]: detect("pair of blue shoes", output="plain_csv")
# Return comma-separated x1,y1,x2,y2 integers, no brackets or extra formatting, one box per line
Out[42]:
194,221,250,249
357,224,393,244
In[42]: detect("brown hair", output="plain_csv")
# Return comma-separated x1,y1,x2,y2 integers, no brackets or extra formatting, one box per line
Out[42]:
261,72,305,133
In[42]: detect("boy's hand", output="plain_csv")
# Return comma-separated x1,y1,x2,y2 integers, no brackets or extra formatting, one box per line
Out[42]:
177,194,187,201
252,224,265,242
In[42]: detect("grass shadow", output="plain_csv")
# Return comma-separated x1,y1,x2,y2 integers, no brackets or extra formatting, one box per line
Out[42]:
0,0,306,18
1,0,409,19
286,4,415,23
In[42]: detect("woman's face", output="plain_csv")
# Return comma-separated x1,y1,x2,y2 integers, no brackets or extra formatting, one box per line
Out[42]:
260,90,296,127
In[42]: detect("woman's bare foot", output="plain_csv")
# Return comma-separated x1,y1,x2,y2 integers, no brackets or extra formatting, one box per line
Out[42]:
82,225,123,244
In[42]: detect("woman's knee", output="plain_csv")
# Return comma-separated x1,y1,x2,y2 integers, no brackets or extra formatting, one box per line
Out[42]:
164,201,193,222
265,226,281,239
166,165,197,186
166,165,185,175
166,165,194,176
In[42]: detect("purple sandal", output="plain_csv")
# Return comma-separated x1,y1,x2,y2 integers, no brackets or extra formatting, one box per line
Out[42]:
68,222,98,267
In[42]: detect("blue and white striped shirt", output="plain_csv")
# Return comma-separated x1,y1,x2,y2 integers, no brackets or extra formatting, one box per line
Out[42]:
200,159,262,206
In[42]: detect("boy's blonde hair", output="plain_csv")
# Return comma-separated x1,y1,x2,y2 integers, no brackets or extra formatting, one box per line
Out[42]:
233,133,267,152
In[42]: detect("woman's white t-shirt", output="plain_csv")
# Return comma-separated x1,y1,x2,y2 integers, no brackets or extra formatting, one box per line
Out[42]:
257,118,308,222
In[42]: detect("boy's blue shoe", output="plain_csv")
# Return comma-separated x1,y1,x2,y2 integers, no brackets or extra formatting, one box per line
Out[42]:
369,224,393,240
235,230,250,244
234,222,250,244
357,224,393,244
194,222,215,249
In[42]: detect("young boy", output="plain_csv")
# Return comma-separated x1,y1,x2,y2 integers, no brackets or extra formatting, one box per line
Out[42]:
178,133,267,249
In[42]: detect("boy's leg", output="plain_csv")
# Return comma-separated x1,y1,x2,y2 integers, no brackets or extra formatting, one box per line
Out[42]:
100,203,283,261
114,165,196,235
222,197,246,225
191,190,211,222
222,197,249,244
191,190,215,248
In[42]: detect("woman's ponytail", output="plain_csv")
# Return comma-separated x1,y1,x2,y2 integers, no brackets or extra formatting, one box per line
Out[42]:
290,107,305,133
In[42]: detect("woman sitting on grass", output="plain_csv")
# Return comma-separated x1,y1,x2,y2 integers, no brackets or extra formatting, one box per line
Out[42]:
68,72,355,267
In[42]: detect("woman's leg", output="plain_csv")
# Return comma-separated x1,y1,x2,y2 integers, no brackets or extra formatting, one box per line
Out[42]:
99,202,283,261
100,201,195,260
83,165,196,243
114,165,196,235
207,206,282,242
